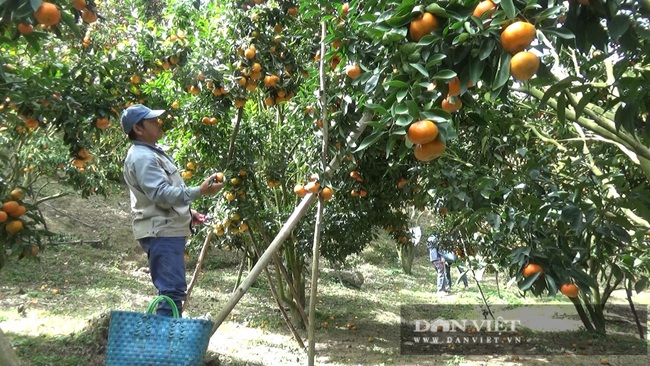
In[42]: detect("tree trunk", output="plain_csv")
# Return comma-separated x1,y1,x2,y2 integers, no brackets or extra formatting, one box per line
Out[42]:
569,297,597,333
397,243,415,275
0,328,21,366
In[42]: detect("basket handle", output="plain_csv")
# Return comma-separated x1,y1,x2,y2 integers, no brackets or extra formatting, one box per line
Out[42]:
146,295,180,318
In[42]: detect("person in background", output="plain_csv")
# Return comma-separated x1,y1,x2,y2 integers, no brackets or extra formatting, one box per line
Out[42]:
426,233,449,295
442,248,469,291
121,104,224,317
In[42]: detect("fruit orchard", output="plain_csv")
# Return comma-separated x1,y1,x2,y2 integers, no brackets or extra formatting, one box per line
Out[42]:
1,0,650,362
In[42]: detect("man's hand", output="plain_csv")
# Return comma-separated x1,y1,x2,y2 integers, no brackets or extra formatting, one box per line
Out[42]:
191,209,206,226
200,173,224,195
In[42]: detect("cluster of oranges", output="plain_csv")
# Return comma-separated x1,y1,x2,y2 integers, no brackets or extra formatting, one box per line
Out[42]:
1,189,27,235
522,263,580,298
212,211,248,236
95,116,110,129
293,175,334,201
213,170,249,235
74,0,99,24
501,20,539,81
407,120,446,162
221,170,249,201
348,171,367,197
71,148,93,171
473,0,540,81
181,161,197,179
385,224,410,246
234,45,295,107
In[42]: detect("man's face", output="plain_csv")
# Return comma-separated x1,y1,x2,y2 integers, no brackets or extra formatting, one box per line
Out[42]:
133,118,163,143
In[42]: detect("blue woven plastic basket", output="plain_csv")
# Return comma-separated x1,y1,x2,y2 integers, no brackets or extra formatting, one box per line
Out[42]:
105,295,213,366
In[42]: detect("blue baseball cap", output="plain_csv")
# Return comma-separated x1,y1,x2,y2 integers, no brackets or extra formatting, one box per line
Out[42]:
120,104,165,133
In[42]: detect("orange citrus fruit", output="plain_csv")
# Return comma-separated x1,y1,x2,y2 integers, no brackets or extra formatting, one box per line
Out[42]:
522,263,543,277
345,64,362,79
5,220,23,234
473,0,496,18
501,21,537,54
73,0,87,11
409,12,438,41
294,184,307,196
414,139,446,162
17,23,34,35
320,187,334,201
34,2,61,26
407,120,439,145
305,181,320,193
2,201,20,214
81,9,98,23
560,283,579,298
510,51,540,81
448,77,461,96
441,96,462,113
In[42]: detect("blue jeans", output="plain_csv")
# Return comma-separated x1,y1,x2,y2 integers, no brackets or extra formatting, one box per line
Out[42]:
432,259,447,292
139,236,187,317
445,263,469,288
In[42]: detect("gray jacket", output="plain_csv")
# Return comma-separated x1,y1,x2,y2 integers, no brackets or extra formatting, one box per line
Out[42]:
123,141,201,239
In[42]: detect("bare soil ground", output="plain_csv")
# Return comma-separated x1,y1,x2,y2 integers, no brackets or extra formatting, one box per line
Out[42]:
1,187,649,366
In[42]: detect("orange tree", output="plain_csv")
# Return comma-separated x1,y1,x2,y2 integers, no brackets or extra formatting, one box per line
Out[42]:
0,0,134,269
324,0,650,335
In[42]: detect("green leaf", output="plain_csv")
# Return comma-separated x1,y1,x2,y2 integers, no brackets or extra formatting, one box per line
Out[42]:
417,34,438,45
545,275,558,296
30,0,43,11
568,268,598,289
537,6,563,22
406,100,419,118
560,205,583,233
610,225,631,244
355,130,385,152
394,104,409,115
400,42,419,55
557,93,566,124
395,115,413,126
574,90,598,120
424,3,447,17
635,277,649,294
501,0,516,20
432,70,456,80
492,52,511,91
364,73,380,94
364,103,388,115
518,271,541,291
426,53,446,63
608,14,631,39
383,80,409,88
539,76,581,108
384,9,413,28
382,30,407,44
478,38,495,60
409,62,428,77
14,1,35,18
543,28,575,40
469,58,484,85
421,109,451,123
614,102,638,133
396,90,407,103
452,33,469,45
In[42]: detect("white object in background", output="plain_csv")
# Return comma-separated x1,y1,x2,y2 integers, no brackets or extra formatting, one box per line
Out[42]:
409,226,422,246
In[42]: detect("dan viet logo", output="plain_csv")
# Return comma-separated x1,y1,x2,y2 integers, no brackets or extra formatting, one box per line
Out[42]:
409,316,525,346
415,317,522,333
